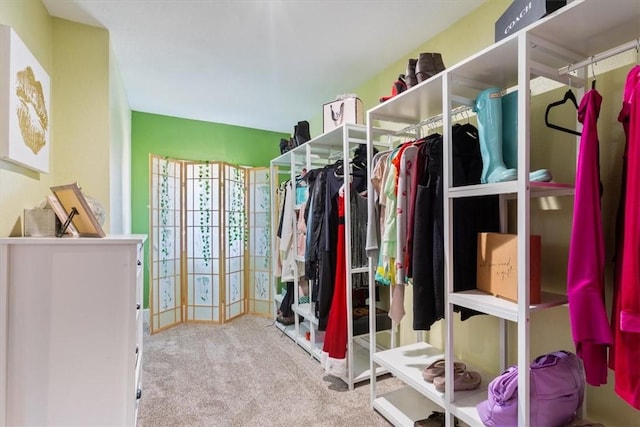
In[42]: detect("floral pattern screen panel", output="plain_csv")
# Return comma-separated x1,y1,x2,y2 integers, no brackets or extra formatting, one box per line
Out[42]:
185,162,221,323
150,157,183,332
225,165,246,321
247,168,272,316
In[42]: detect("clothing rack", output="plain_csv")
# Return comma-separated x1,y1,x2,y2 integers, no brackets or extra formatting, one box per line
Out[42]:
395,105,473,137
328,145,359,161
560,38,640,75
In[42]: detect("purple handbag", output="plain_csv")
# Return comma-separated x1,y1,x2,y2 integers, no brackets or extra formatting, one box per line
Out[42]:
476,351,585,427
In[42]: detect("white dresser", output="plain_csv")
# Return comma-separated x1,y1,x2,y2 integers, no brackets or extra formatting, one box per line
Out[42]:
0,235,147,427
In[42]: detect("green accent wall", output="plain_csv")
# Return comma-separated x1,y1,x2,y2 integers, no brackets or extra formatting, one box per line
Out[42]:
131,111,288,308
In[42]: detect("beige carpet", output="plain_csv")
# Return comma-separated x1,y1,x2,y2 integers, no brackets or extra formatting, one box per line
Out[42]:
137,315,401,426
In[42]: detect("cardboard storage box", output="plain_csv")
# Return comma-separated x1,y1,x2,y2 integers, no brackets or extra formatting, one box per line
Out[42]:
323,96,363,133
495,0,566,42
476,232,541,304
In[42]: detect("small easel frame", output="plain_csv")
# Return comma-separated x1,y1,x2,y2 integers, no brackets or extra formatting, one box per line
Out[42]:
50,183,106,238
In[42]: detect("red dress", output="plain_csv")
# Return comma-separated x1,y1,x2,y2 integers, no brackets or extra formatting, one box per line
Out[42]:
321,194,347,377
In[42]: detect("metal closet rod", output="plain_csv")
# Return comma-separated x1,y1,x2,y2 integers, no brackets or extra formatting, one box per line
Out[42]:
328,145,358,161
560,38,640,75
395,105,473,136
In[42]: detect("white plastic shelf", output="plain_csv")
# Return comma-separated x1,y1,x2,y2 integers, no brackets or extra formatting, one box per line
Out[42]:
373,342,490,410
449,290,568,323
373,386,442,427
293,303,318,325
447,181,575,199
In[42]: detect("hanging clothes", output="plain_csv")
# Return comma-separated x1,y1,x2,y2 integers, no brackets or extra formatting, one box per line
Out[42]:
365,151,388,261
376,149,400,287
412,135,444,330
321,194,348,377
451,123,499,321
566,88,612,387
405,138,428,279
611,65,640,409
411,125,499,331
277,180,299,281
296,202,307,258
396,144,419,285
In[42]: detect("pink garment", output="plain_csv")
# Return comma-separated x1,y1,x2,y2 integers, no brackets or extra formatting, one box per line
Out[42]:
296,203,307,258
566,88,613,386
612,65,640,409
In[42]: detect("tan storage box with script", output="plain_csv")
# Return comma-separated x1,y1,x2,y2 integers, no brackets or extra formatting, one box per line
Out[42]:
476,233,541,304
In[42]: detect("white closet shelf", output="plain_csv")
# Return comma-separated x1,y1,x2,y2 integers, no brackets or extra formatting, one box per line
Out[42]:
447,181,574,199
271,124,369,167
372,342,491,412
369,74,444,125
370,0,640,126
449,0,640,95
527,0,640,63
335,343,384,385
293,303,318,325
274,321,296,340
373,386,442,426
449,290,567,323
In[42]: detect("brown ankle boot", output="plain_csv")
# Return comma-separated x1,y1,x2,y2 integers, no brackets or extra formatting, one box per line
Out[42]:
415,52,445,83
406,58,418,88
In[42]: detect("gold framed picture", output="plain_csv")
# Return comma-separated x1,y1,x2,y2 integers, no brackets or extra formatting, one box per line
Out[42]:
50,183,105,238
0,25,51,173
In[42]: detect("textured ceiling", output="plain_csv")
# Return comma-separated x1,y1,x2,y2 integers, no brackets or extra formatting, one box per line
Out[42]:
42,0,486,133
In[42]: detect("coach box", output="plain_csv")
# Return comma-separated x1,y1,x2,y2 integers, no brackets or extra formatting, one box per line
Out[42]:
476,233,541,304
495,0,567,42
323,96,363,134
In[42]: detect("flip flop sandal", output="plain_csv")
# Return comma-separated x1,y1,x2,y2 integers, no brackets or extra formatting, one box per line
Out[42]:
422,359,467,382
433,369,482,392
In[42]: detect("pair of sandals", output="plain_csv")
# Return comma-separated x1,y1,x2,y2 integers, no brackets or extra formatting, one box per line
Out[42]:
422,359,481,393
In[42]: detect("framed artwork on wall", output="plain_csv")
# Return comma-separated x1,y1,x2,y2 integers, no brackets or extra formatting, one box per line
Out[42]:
50,183,106,238
0,24,51,173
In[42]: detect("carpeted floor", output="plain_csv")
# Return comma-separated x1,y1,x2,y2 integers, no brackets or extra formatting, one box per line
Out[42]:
137,315,399,426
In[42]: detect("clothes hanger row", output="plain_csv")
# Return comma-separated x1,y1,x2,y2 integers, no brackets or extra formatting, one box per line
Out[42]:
545,39,640,137
561,38,640,76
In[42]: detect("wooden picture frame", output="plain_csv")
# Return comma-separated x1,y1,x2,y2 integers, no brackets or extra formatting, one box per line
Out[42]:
46,195,79,237
50,183,105,237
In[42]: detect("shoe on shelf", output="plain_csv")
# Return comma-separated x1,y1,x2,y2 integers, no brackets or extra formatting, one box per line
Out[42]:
406,58,418,88
433,368,481,392
276,315,294,326
414,411,460,427
422,359,467,382
379,74,407,103
415,52,445,83
414,411,444,427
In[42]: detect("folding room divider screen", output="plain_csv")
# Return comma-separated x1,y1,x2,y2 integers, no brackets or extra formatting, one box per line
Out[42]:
149,155,272,333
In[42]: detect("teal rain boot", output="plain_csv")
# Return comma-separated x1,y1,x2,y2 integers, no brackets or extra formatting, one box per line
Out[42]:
473,87,517,184
502,91,552,182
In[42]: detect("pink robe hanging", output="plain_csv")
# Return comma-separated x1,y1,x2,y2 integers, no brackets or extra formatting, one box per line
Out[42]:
566,88,613,387
611,65,640,409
